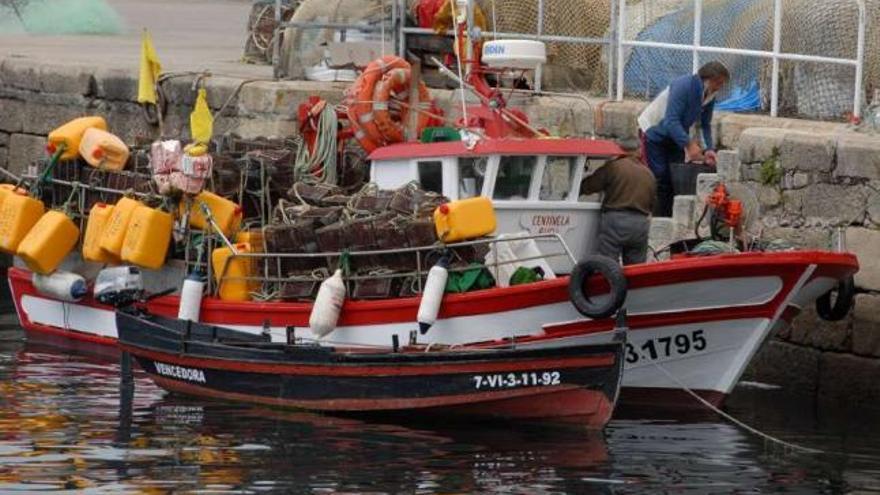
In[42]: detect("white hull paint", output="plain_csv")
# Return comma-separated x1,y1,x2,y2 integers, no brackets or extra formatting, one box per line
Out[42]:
14,272,798,396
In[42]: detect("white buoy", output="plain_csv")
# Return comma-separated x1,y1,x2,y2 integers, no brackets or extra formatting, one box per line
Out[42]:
309,269,346,338
32,271,88,302
178,273,205,322
417,257,449,334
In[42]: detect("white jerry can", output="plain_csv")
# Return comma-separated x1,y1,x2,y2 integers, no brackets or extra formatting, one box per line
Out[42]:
309,269,346,338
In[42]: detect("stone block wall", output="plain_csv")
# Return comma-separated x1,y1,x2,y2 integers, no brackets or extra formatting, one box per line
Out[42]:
651,124,880,409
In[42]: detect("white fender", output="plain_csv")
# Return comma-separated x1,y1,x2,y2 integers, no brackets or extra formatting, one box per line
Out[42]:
309,269,346,338
417,258,449,334
32,271,88,302
178,273,205,322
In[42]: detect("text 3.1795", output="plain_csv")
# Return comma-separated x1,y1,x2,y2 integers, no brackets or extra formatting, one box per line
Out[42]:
625,330,707,364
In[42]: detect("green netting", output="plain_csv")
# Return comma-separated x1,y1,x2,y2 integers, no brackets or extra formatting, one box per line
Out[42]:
0,0,124,35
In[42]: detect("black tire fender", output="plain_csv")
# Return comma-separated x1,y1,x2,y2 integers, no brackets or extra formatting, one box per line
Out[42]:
568,255,628,319
816,275,855,322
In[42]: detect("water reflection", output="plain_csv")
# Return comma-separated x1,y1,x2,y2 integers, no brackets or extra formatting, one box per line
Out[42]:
0,332,879,493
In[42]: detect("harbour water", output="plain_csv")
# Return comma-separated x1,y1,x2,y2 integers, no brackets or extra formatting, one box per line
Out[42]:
1,321,879,494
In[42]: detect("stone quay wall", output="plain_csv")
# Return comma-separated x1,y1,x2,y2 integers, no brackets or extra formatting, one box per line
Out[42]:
650,128,880,411
1,57,878,407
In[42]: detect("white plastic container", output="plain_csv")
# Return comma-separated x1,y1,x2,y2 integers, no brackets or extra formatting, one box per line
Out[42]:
178,273,205,322
309,269,345,338
485,233,556,288
32,271,87,302
417,257,449,334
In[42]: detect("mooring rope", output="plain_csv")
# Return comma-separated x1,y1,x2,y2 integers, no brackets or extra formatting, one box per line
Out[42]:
651,362,823,454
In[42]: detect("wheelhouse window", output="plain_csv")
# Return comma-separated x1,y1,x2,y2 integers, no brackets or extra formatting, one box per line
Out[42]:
493,155,536,200
417,160,443,194
540,156,578,201
458,157,487,198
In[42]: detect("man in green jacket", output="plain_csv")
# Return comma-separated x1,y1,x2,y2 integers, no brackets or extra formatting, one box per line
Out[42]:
581,156,656,265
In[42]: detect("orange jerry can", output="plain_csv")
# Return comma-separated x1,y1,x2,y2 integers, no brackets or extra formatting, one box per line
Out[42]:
211,242,258,301
121,206,173,270
433,196,497,242
0,183,26,203
0,192,45,254
186,191,243,237
98,197,142,257
79,128,130,171
16,210,80,275
82,203,119,264
235,230,264,252
47,116,107,160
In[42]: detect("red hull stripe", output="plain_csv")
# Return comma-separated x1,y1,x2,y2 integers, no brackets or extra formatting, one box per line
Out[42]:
122,345,615,377
149,374,609,421
542,306,775,338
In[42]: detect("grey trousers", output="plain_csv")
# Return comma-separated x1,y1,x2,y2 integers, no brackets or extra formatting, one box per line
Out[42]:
596,210,650,265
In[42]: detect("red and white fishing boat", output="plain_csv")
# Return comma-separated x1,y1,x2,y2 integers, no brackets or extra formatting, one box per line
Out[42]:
3,26,860,410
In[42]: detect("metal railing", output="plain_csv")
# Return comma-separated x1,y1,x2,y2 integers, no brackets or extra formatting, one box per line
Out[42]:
210,232,576,300
270,0,868,119
394,0,618,97
615,0,868,118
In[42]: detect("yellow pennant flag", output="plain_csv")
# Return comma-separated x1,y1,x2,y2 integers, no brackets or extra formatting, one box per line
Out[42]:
190,88,214,145
137,29,162,104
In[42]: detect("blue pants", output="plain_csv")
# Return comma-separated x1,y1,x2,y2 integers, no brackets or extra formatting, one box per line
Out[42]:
644,137,684,218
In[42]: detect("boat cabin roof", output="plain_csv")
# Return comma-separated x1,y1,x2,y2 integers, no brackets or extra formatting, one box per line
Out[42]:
369,137,626,161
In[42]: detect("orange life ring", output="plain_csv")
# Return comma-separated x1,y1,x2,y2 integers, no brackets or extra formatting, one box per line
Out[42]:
345,55,409,152
371,68,433,145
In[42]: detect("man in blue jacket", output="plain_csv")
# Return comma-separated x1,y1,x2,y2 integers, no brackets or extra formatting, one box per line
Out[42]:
641,62,730,217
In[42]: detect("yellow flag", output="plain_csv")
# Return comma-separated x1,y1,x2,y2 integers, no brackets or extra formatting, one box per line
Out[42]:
190,88,214,144
137,29,162,104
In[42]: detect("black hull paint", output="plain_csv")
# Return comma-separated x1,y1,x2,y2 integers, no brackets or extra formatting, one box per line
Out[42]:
117,311,625,424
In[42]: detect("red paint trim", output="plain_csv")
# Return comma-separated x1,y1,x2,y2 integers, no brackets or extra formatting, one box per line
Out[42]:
149,374,611,425
20,324,121,360
368,138,626,161
122,345,615,377
542,306,775,338
19,319,117,348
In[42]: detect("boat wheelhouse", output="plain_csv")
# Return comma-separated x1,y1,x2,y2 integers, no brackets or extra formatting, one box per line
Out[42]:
370,137,626,272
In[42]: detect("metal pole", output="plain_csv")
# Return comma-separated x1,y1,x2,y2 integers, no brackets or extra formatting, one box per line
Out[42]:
466,0,476,80
273,0,282,79
853,0,866,119
692,0,702,73
770,0,782,117
615,0,626,101
607,0,617,100
398,0,407,57
535,0,544,93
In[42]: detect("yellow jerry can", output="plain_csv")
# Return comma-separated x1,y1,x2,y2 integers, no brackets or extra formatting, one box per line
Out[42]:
433,196,496,242
0,183,26,204
0,193,45,254
79,128,130,171
47,116,108,160
212,242,258,302
16,210,80,275
82,203,119,264
235,230,264,252
186,191,243,237
98,197,142,257
121,206,173,270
